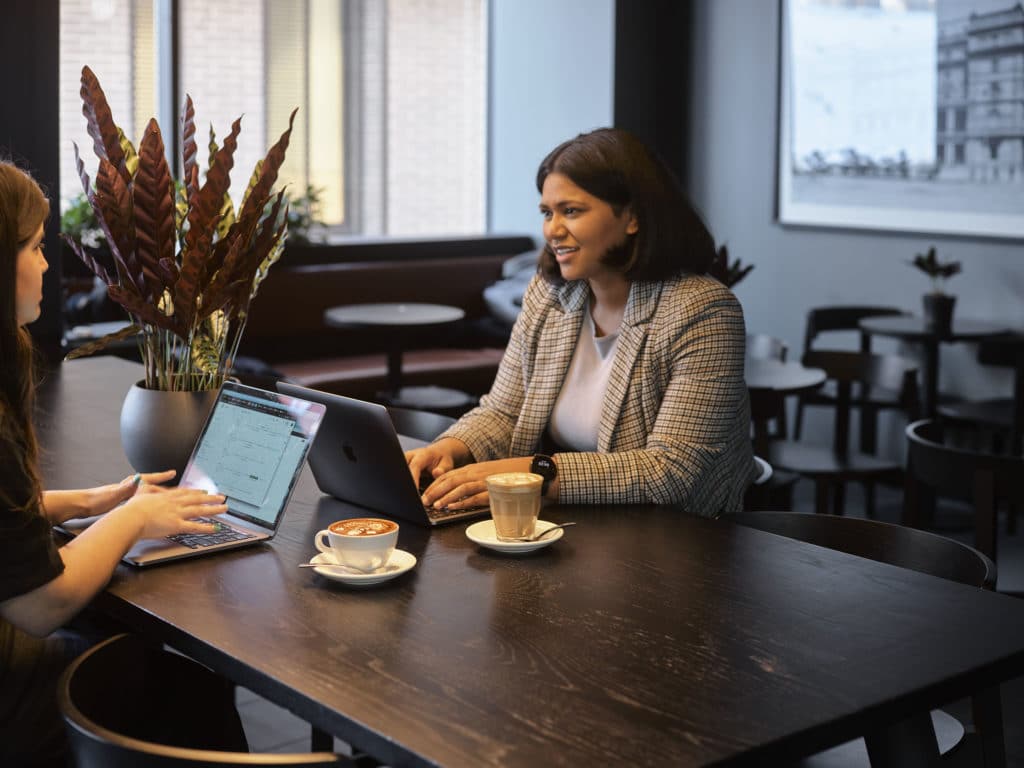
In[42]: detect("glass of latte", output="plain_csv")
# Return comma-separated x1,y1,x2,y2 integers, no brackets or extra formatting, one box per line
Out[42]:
485,472,543,541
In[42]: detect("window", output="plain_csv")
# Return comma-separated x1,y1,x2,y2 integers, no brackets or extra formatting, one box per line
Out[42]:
60,0,487,238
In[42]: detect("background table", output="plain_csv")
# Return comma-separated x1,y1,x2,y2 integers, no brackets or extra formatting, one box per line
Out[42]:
746,357,826,456
35,358,1024,767
859,316,1009,418
324,302,474,412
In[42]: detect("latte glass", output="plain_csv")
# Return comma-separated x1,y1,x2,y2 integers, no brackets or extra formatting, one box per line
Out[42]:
486,472,543,541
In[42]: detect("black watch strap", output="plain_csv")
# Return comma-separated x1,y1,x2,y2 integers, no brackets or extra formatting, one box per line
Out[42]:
530,454,557,495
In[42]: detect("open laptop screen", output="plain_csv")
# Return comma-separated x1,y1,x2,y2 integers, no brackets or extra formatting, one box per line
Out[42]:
179,382,323,530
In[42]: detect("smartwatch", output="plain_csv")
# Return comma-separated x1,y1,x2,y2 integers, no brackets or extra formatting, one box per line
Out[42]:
530,454,558,496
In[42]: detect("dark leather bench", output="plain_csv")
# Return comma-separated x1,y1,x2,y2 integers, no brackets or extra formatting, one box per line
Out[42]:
236,235,534,402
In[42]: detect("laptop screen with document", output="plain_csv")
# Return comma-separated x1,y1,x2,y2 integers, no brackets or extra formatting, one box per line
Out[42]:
181,383,323,530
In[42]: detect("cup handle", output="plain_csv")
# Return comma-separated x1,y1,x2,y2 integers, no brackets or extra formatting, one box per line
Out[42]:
315,530,333,556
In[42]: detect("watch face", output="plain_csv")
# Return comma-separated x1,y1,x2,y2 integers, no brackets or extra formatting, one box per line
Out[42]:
532,455,556,479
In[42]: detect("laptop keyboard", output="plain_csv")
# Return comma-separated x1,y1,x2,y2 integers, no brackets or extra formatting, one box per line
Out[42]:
167,517,256,550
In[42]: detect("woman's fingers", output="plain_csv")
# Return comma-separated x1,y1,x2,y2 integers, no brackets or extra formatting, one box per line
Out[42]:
441,488,489,510
431,456,454,477
180,518,221,534
168,489,227,507
425,473,488,509
184,502,229,519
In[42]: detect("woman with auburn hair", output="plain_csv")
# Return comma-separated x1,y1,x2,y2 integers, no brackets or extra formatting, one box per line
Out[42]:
0,161,236,766
408,128,756,516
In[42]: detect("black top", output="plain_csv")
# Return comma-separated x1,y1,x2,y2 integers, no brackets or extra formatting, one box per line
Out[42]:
0,436,64,604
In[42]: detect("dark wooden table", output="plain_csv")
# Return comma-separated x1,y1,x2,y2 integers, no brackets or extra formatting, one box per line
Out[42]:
745,358,826,456
35,358,1024,767
858,315,1009,418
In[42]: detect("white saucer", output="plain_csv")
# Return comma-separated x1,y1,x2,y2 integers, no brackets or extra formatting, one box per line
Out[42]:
465,519,565,554
309,549,416,586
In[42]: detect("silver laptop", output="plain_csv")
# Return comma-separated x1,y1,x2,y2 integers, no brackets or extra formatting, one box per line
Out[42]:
62,382,326,566
276,382,488,526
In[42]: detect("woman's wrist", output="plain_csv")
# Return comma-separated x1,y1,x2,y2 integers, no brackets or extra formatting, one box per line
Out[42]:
42,490,92,525
107,497,147,541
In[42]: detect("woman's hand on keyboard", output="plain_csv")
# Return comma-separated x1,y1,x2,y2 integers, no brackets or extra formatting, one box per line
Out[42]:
122,488,228,540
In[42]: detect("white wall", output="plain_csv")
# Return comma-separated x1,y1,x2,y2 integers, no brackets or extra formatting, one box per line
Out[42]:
487,0,616,238
687,0,1023,405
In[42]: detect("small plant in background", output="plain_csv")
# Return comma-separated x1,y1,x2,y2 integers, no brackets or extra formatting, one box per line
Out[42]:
911,246,961,295
708,244,755,289
279,184,326,245
61,192,105,249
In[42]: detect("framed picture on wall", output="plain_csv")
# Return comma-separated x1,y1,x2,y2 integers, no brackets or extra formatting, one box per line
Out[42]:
777,0,1024,240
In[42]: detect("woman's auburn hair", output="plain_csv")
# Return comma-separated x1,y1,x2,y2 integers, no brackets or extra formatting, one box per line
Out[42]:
0,160,50,515
534,127,715,285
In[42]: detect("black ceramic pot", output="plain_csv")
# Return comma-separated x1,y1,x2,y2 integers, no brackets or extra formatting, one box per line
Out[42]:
119,381,218,478
922,293,956,335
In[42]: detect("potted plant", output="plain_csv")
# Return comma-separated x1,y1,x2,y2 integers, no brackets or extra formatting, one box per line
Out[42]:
708,244,754,289
62,66,297,474
910,246,961,334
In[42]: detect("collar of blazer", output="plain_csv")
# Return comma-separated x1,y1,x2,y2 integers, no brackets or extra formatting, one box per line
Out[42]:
555,279,664,327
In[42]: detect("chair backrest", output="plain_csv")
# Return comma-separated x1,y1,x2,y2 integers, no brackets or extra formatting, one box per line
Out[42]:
387,406,457,442
802,350,920,454
905,419,1024,561
729,511,996,589
59,634,344,768
745,333,788,362
803,305,906,355
906,419,1023,501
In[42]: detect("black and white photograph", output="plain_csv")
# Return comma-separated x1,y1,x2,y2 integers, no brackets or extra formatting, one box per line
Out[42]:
778,0,1024,238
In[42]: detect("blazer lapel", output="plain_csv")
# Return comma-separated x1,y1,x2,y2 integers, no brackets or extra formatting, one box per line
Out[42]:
512,282,587,454
597,281,661,451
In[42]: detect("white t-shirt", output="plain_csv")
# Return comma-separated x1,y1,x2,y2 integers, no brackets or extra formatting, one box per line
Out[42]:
548,307,621,452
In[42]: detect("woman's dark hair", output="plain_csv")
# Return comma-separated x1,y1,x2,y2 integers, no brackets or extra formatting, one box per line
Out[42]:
0,161,50,515
535,128,714,284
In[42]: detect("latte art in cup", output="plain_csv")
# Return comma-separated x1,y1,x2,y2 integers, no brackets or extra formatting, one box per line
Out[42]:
486,472,543,541
315,517,399,572
330,518,398,537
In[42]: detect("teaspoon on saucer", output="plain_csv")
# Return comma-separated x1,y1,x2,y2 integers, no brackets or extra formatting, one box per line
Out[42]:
298,562,362,573
502,522,577,542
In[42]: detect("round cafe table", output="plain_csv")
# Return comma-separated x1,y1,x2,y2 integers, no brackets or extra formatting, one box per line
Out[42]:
858,316,1009,418
745,358,827,457
324,302,475,411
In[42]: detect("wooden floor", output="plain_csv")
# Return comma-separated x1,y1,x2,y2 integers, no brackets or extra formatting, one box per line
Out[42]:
236,480,1024,763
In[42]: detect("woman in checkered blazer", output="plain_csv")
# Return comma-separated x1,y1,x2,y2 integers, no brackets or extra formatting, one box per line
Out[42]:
409,129,756,516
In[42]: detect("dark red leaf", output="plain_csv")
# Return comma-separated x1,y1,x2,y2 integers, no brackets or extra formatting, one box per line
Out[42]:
79,66,130,185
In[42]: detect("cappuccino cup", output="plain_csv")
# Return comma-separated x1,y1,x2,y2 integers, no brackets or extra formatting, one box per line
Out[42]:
315,518,399,573
486,472,543,541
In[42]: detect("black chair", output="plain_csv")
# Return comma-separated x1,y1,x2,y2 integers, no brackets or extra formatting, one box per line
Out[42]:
729,511,1003,767
387,405,457,442
905,418,1024,565
769,350,920,516
937,332,1024,458
793,306,907,449
59,634,348,767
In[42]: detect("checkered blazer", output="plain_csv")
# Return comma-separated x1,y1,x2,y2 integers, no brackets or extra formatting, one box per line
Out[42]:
442,273,757,516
